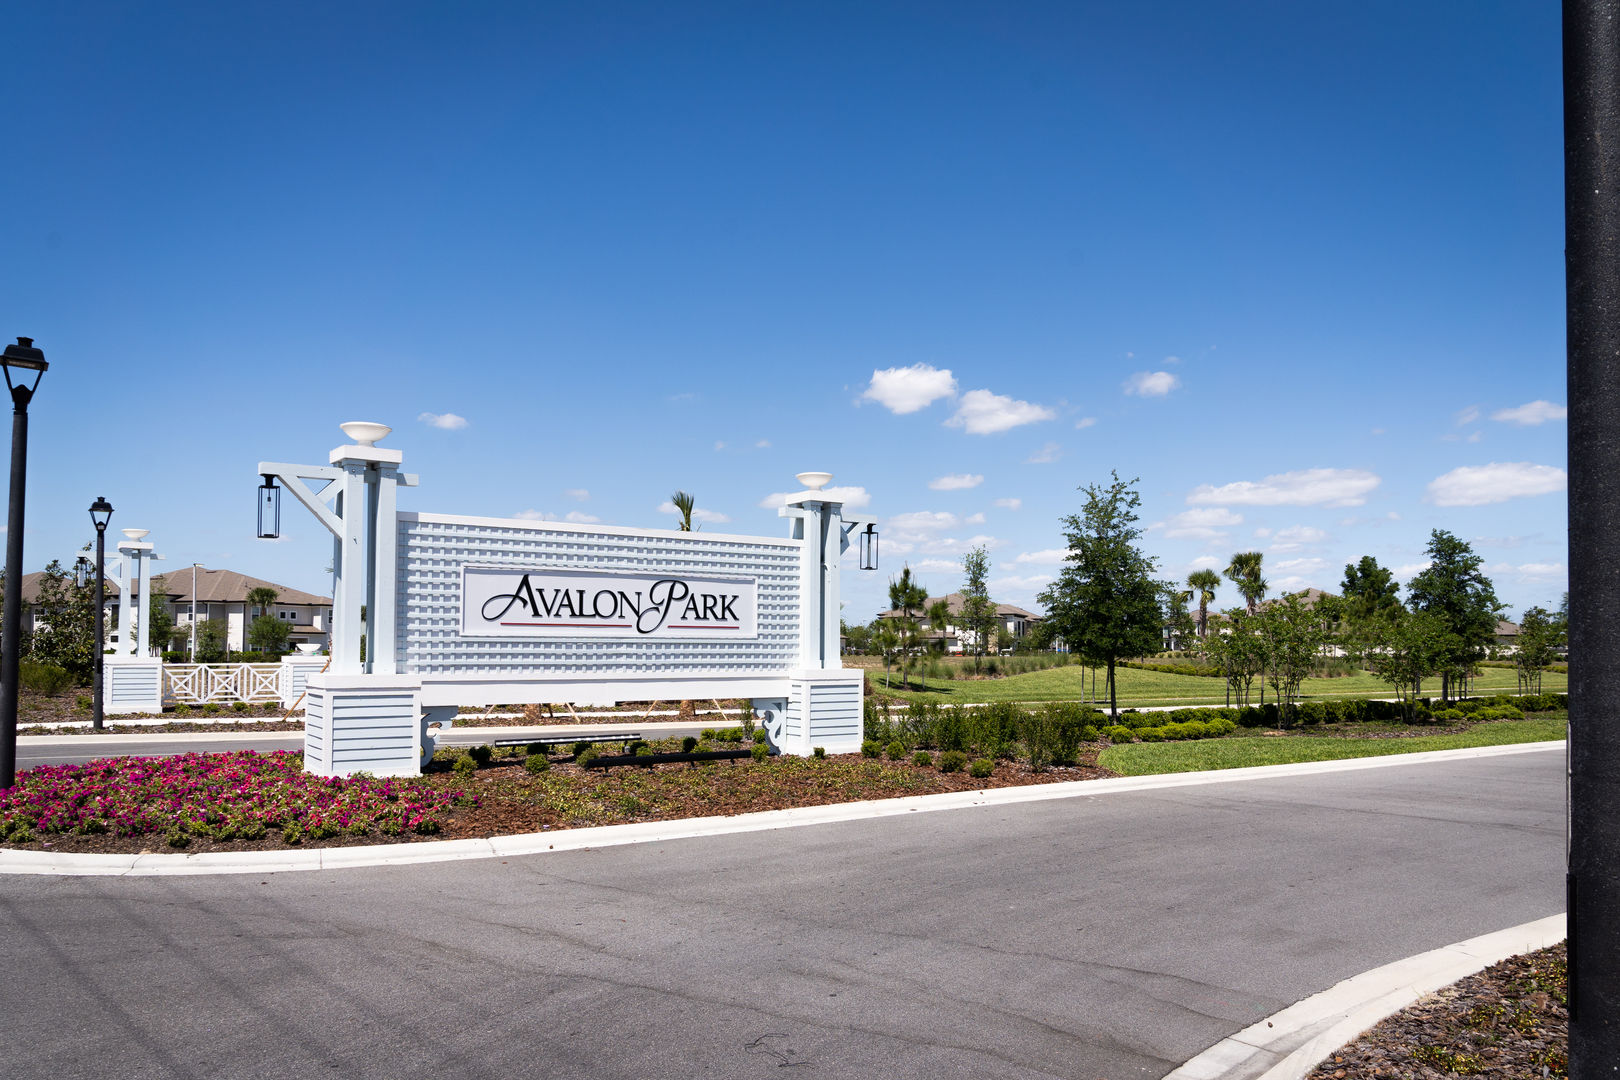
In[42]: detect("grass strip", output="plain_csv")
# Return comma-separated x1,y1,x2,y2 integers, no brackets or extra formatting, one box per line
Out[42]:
1097,716,1567,776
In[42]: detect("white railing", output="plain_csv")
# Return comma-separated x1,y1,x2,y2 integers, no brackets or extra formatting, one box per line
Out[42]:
163,663,285,705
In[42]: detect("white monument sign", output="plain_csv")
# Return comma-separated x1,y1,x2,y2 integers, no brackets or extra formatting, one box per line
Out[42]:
259,425,875,778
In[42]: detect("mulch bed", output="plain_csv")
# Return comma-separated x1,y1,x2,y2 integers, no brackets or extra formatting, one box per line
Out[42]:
3,749,1114,857
1307,943,1567,1078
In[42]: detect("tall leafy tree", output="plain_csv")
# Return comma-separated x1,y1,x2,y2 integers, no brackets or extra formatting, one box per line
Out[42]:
26,559,98,681
1224,551,1267,615
959,545,998,670
1339,556,1402,624
1357,609,1445,721
1252,592,1331,724
1036,472,1166,718
146,575,173,658
1186,568,1221,639
1406,530,1502,701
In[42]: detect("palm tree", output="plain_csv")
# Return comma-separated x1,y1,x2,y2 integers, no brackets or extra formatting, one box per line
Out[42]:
670,491,697,531
888,566,928,689
1225,551,1267,615
1186,569,1221,638
924,599,951,689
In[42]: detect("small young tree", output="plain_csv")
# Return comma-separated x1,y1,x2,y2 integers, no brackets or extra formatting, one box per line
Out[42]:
670,491,697,532
195,617,230,662
1358,610,1445,721
248,614,291,656
146,577,173,658
874,621,901,689
959,546,998,671
1514,607,1558,696
887,566,929,689
1407,530,1503,702
1252,592,1329,724
1203,609,1262,706
27,559,98,681
1164,588,1196,652
1036,472,1166,718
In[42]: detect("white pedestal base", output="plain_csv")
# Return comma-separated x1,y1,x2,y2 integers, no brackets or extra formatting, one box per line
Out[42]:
279,655,328,709
303,673,425,778
103,657,164,715
771,669,864,756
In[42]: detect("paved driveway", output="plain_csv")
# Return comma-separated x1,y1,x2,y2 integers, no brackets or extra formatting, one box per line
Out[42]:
0,747,1564,1079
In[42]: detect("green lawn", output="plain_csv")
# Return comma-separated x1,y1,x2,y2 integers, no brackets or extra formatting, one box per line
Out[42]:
866,662,1567,707
1097,716,1567,775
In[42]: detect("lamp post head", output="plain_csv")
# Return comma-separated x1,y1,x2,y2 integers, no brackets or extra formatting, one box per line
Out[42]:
121,528,149,541
89,496,113,532
795,471,833,491
1,337,47,403
339,421,391,447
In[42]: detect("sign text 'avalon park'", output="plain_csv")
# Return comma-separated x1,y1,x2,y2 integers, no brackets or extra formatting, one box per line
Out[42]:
460,566,760,640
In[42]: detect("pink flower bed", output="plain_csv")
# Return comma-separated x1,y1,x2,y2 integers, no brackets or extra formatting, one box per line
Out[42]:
0,751,470,847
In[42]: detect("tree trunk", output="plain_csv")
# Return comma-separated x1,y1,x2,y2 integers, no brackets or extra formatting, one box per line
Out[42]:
1107,658,1118,719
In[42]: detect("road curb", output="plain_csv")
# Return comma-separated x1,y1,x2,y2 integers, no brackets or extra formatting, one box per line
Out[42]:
1164,914,1567,1080
0,740,1563,878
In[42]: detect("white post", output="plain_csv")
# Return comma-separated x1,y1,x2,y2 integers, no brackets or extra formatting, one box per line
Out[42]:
116,545,136,655
136,546,161,656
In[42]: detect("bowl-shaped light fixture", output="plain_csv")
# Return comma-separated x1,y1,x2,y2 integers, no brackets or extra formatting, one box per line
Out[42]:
121,528,149,541
795,471,833,491
339,421,391,447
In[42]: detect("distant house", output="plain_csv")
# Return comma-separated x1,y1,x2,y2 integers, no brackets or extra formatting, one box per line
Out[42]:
18,567,332,654
875,591,1041,653
1494,619,1521,651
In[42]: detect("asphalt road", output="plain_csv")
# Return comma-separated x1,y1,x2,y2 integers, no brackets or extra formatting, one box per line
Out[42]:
13,724,710,768
0,748,1564,1080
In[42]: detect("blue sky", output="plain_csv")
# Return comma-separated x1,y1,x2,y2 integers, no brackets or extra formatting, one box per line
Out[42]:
1,2,1568,625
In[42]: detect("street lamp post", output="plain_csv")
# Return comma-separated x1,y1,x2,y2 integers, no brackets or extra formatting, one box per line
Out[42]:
89,498,113,731
0,337,47,790
189,562,203,661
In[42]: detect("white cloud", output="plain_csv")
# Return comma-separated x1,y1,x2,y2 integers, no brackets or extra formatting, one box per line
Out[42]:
657,501,732,524
564,511,600,524
907,558,964,574
418,411,468,430
757,485,872,510
1394,561,1432,578
1270,556,1328,575
888,511,958,532
1269,525,1329,552
1074,416,1097,429
993,497,1022,510
1491,400,1567,426
946,389,1056,435
1013,548,1070,565
1426,462,1567,506
1187,555,1222,570
1151,507,1244,541
755,439,771,448
1488,561,1568,582
1163,355,1182,365
1467,431,1483,444
1253,527,1272,539
514,509,557,521
929,473,984,491
1123,371,1180,397
989,573,1053,592
1272,576,1314,592
1188,468,1381,508
860,363,957,414
1454,405,1481,426
564,488,590,501
713,441,726,451
964,512,986,525
1026,442,1062,464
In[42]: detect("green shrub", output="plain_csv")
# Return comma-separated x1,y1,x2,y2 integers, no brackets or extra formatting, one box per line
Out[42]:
738,706,756,737
861,739,881,758
750,743,768,762
912,750,932,768
635,745,653,757
173,704,192,717
467,744,493,765
700,728,717,741
19,662,73,696
1137,727,1166,742
202,702,221,715
524,753,550,775
576,747,600,766
1103,724,1133,743
752,728,768,744
572,740,593,758
232,700,250,712
722,728,746,743
525,742,548,756
885,739,906,761
813,746,826,759
74,695,92,711
939,750,968,773
1298,701,1327,726
624,739,649,756
681,735,698,753
968,757,995,779
453,755,478,778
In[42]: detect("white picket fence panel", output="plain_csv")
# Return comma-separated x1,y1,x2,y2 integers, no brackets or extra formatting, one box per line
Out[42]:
163,663,285,705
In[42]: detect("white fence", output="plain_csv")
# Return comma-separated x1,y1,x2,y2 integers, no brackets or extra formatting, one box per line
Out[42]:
163,663,286,705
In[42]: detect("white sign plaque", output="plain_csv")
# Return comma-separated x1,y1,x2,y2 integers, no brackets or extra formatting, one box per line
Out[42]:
460,566,759,640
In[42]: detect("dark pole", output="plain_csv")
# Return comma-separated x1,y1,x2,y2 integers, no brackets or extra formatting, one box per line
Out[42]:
0,338,44,791
1565,0,1620,1070
91,505,109,732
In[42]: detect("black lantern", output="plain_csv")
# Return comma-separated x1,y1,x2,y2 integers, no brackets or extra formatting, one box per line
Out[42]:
859,524,879,570
74,556,90,589
257,473,281,539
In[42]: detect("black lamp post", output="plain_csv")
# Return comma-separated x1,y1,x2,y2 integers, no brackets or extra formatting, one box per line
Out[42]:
0,337,46,789
89,497,113,731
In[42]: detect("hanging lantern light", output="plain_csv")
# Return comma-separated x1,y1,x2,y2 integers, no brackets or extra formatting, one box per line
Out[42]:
257,474,281,539
859,523,879,570
74,556,90,589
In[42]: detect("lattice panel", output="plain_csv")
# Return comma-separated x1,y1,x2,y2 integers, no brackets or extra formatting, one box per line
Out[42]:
395,513,804,678
163,663,285,704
